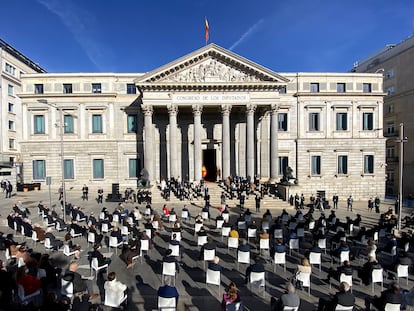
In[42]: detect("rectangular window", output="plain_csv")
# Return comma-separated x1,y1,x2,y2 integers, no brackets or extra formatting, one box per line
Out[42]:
9,139,15,149
8,85,14,95
8,103,14,112
279,86,287,94
386,122,395,135
127,115,137,133
92,83,102,93
92,114,102,133
8,120,14,130
278,156,289,175
364,155,374,174
336,83,346,93
64,115,74,134
63,83,72,94
35,84,44,94
311,156,321,175
93,159,104,179
64,159,74,179
33,160,46,180
34,115,45,134
129,159,138,178
310,83,320,93
126,84,136,94
309,112,320,131
5,63,15,75
278,113,288,131
363,83,372,93
338,155,348,174
386,69,394,79
336,113,347,131
386,86,395,96
386,147,395,158
363,112,373,130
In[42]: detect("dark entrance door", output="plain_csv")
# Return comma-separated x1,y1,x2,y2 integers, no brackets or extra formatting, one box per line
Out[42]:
202,149,216,181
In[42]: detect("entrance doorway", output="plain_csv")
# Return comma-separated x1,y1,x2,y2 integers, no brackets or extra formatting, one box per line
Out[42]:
202,149,216,181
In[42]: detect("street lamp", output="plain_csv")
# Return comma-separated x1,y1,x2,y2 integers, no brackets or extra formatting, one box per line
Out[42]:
396,123,408,231
37,100,67,223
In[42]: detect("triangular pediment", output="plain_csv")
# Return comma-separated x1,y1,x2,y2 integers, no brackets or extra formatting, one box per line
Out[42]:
135,44,289,86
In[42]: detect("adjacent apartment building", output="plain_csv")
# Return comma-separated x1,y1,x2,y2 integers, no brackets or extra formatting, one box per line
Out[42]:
353,35,414,198
0,39,46,186
18,44,386,199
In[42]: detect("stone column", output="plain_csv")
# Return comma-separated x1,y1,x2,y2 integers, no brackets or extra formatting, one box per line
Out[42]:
192,104,203,182
142,104,154,181
270,104,279,181
221,104,231,181
246,104,256,179
168,104,179,179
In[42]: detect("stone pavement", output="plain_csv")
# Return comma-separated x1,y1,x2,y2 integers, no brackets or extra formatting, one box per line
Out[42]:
0,185,412,311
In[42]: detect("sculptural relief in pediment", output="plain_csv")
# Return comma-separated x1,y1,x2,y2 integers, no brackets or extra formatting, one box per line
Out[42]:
163,59,261,83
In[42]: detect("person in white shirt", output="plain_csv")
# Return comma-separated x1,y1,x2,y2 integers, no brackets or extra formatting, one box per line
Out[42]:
104,271,127,303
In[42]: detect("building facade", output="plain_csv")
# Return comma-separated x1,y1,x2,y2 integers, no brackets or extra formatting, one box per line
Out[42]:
19,44,385,199
0,39,45,185
353,36,414,198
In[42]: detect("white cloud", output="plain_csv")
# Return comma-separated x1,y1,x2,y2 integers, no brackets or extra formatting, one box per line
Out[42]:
37,0,111,71
229,19,265,51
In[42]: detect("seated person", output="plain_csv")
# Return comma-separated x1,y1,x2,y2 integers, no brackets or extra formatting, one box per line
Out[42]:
104,271,127,303
271,282,300,311
208,256,222,271
91,243,111,267
318,281,354,311
162,204,170,217
63,261,98,299
158,276,179,306
245,256,265,284
365,282,402,311
326,260,353,283
358,256,382,286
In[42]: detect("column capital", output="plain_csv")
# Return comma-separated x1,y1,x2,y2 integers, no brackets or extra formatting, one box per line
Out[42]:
246,103,257,114
141,104,153,116
192,104,203,116
271,103,280,113
167,104,178,116
221,104,232,116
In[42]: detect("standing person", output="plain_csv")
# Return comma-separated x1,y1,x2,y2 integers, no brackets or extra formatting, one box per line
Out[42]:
239,193,245,211
97,186,103,204
332,194,339,209
82,184,89,201
375,196,381,213
347,195,353,212
368,197,374,212
255,193,261,212
5,181,12,198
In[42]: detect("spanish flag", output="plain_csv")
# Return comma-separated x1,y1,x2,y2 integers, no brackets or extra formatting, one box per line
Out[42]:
205,17,209,44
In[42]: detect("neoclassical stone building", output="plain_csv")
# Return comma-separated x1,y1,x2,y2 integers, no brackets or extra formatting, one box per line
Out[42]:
18,44,386,199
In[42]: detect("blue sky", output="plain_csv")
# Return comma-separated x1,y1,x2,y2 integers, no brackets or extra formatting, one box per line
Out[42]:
1,0,414,73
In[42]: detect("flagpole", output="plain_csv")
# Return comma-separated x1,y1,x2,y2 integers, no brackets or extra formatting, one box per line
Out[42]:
205,17,209,45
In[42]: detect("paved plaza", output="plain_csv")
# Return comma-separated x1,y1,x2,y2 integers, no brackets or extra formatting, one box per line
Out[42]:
0,184,412,311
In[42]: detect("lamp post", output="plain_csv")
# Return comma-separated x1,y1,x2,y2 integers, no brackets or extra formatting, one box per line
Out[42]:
38,100,67,223
397,123,408,231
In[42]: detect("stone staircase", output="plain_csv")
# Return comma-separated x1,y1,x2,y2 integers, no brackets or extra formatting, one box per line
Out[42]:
149,181,294,212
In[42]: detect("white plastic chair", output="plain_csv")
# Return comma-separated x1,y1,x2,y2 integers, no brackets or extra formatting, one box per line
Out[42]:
90,257,108,279
31,231,39,246
262,221,270,231
206,268,221,294
283,307,299,311
169,244,180,257
141,239,150,256
249,271,265,297
194,223,203,235
228,237,239,253
237,221,246,231
202,211,209,221
221,227,231,241
145,228,152,239
70,229,82,239
237,249,250,270
397,264,409,285
87,232,95,246
274,252,286,272
289,238,299,255
318,238,327,254
332,250,349,265
121,226,130,237
63,244,77,257
335,304,354,311
274,229,283,239
61,279,74,298
309,252,321,272
259,238,270,255
216,219,224,230
104,289,127,308
198,235,208,247
295,271,311,295
247,228,257,242
158,296,176,310
222,212,229,222
101,223,111,234
44,238,54,251
109,236,123,255
339,273,353,292
112,214,120,223
169,214,177,224
371,268,383,293
162,261,176,285
203,248,216,269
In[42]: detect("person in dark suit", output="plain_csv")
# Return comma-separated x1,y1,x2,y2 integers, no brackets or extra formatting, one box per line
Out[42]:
158,276,179,306
208,256,222,271
365,282,402,311
90,243,111,266
317,281,355,311
245,256,265,284
199,237,215,260
326,260,353,283
63,261,97,298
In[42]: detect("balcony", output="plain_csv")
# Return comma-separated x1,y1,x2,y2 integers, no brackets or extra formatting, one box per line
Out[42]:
384,131,398,138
